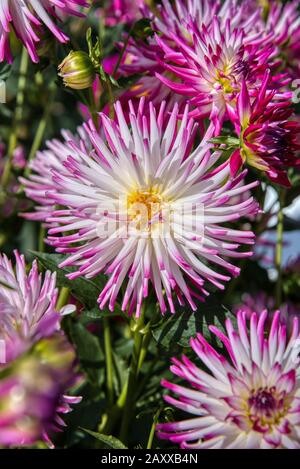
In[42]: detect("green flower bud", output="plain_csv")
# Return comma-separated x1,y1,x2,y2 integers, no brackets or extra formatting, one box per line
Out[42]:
58,51,96,90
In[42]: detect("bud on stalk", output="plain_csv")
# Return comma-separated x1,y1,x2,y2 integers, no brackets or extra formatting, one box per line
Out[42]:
58,51,95,90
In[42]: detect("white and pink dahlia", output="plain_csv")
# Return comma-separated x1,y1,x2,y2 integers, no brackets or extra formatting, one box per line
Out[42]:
24,99,259,316
0,250,75,362
157,310,300,449
0,0,88,63
0,251,80,447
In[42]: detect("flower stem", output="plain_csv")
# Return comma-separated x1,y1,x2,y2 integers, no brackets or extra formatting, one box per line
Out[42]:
146,409,161,449
24,85,56,178
275,188,286,308
103,317,114,405
56,287,70,310
1,48,28,189
119,307,146,444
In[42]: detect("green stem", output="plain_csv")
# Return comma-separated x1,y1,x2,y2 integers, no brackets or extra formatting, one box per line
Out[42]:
1,48,28,189
119,308,146,444
106,79,115,119
38,225,46,253
56,287,70,310
103,317,114,405
112,27,133,79
88,87,99,130
24,87,56,177
275,188,286,308
146,409,161,450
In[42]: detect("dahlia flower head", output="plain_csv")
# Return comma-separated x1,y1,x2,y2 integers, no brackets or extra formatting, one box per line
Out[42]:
157,309,300,449
23,98,258,316
231,71,300,187
0,250,75,362
0,0,88,63
0,251,80,447
121,0,276,127
0,334,81,447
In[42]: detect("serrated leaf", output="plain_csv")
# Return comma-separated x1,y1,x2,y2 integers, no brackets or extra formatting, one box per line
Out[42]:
31,251,104,309
81,428,127,449
152,298,236,350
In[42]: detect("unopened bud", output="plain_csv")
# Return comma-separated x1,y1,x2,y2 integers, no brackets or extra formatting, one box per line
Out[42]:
58,51,95,90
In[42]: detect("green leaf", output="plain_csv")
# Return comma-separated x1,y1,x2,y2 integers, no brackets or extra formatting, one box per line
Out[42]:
0,63,12,81
31,252,104,310
69,322,104,386
81,428,127,449
152,298,236,351
131,18,154,41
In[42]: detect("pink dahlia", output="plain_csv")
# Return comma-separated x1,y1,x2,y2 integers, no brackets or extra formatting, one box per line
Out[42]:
37,99,258,316
155,16,273,129
157,310,300,449
0,334,81,447
0,250,75,362
0,0,88,63
0,252,80,447
120,1,262,114
232,71,300,186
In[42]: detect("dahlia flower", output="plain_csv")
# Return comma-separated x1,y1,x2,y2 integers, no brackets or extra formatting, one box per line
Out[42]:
155,16,273,129
35,100,259,316
157,310,300,449
0,334,81,447
233,72,300,186
234,292,300,332
263,0,300,80
0,0,88,63
0,250,75,362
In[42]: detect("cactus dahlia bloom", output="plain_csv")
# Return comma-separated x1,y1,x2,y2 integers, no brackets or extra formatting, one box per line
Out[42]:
0,335,81,447
232,72,300,187
0,252,80,447
41,99,258,316
0,0,88,63
157,310,300,449
0,251,75,362
155,17,273,129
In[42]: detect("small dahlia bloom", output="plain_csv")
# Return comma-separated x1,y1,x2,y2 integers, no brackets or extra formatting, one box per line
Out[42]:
41,100,258,316
157,310,300,449
0,0,88,63
0,334,81,447
233,72,300,186
0,251,75,362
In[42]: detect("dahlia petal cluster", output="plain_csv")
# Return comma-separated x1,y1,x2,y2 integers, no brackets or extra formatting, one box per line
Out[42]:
103,0,145,26
0,251,79,446
157,310,300,449
22,100,258,316
0,0,88,63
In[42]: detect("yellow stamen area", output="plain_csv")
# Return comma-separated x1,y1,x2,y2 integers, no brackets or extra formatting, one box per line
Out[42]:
127,188,164,231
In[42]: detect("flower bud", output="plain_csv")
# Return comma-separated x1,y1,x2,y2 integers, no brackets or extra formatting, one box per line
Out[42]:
58,51,95,90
